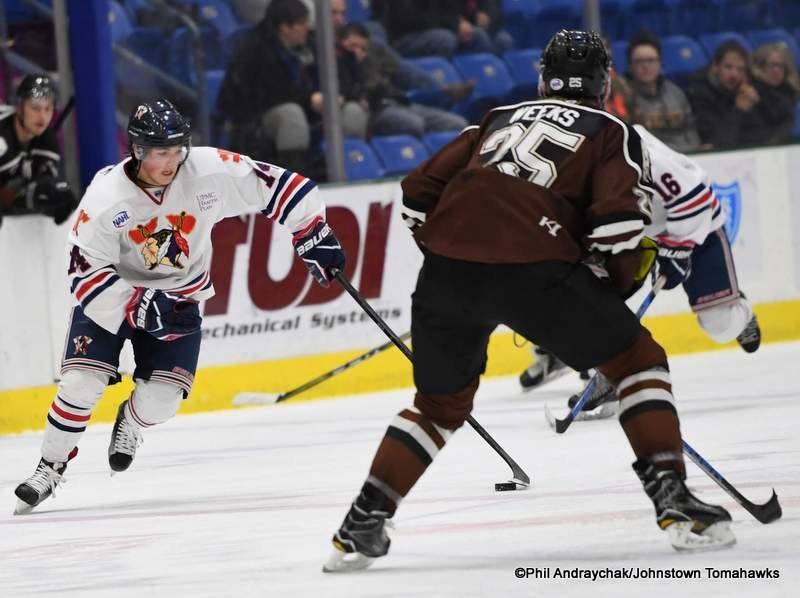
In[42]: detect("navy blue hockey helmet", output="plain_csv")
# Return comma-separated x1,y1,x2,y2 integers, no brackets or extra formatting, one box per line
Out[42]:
539,30,611,102
16,74,57,103
127,99,192,159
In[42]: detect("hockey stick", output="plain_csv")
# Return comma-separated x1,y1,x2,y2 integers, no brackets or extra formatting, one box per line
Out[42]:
682,440,782,524
544,275,667,434
232,331,412,406
333,270,531,489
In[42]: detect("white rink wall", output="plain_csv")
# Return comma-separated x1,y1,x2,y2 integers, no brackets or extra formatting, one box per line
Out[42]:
1,144,799,391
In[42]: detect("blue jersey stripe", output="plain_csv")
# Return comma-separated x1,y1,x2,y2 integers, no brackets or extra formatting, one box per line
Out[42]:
278,179,316,225
80,275,120,309
263,170,292,217
665,183,706,208
668,204,711,222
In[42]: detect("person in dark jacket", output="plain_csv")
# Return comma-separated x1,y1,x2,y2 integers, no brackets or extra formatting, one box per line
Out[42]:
686,41,763,149
377,0,494,57
750,42,799,145
217,0,367,172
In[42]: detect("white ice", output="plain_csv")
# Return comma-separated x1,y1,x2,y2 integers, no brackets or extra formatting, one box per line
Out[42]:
1,342,798,598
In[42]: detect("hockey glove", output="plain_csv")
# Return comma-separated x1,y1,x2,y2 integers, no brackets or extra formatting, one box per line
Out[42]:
655,238,694,290
125,288,202,341
293,220,346,287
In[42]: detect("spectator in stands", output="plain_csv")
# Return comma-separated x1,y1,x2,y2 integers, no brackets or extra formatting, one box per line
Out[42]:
338,23,468,138
0,75,76,230
332,0,475,105
606,66,633,123
377,0,495,58
624,32,700,152
218,0,367,174
750,42,799,145
686,41,763,149
460,0,514,55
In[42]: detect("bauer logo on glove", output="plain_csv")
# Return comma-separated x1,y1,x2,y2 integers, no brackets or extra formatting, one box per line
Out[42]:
293,219,346,287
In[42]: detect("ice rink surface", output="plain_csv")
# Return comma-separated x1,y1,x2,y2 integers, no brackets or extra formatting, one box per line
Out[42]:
1,341,798,598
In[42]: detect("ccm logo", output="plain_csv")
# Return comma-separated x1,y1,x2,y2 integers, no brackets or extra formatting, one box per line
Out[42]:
206,203,392,315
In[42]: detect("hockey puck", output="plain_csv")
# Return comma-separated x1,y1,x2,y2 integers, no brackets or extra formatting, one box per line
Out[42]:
494,482,517,492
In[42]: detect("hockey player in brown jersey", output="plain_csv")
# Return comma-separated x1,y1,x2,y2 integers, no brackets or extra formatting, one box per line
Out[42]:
323,30,735,572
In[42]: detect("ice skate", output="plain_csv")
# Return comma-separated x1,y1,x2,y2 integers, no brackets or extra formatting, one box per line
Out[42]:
323,485,392,573
568,373,618,420
14,447,78,515
108,400,143,473
736,314,761,353
634,458,736,552
519,347,569,391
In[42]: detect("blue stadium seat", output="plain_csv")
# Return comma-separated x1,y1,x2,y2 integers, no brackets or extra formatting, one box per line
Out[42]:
321,139,386,181
717,0,774,32
370,135,430,177
672,0,721,37
747,29,800,65
503,48,542,102
119,28,165,66
422,130,460,154
189,0,242,38
502,0,538,48
660,35,708,87
346,0,373,23
123,0,151,21
108,1,134,42
452,53,515,120
623,0,675,38
610,40,629,75
793,103,800,139
402,56,465,107
599,0,626,42
698,32,753,59
168,27,225,85
529,0,582,49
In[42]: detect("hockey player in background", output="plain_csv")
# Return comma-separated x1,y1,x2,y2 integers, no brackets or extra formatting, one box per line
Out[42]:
13,99,345,514
323,30,735,572
0,74,77,229
519,123,762,415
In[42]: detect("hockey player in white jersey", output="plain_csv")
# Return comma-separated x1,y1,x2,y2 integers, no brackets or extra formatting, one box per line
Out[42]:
520,124,761,413
14,99,345,514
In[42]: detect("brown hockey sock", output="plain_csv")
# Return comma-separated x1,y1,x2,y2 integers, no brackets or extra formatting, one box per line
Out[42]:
365,408,453,515
621,409,685,475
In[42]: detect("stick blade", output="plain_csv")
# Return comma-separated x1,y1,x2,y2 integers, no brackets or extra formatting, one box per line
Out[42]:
748,489,782,524
232,392,282,406
543,403,573,434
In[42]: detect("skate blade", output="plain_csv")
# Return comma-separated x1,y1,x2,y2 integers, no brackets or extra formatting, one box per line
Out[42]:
521,367,570,392
14,499,35,515
575,402,618,421
322,545,375,573
667,521,737,552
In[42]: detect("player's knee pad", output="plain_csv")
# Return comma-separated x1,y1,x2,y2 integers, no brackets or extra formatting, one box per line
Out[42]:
697,296,753,343
127,379,183,427
413,377,479,430
57,369,109,409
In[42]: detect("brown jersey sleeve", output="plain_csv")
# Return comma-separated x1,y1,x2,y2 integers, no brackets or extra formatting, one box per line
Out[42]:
584,120,653,255
400,127,480,229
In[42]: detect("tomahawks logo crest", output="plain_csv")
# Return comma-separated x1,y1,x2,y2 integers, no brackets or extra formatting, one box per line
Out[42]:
72,335,93,356
128,211,197,269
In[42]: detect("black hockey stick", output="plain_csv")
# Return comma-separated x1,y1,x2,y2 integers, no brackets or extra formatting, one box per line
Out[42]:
544,275,666,433
682,440,782,524
333,270,530,489
232,331,412,406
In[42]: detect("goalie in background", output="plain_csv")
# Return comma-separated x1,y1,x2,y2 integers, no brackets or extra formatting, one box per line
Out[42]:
519,123,761,418
0,74,77,229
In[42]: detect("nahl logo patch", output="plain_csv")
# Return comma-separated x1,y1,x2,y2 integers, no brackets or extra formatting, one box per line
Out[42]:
112,211,130,228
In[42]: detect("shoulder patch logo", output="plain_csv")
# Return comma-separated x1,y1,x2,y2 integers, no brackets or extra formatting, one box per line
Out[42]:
712,181,742,244
112,210,130,228
72,209,90,236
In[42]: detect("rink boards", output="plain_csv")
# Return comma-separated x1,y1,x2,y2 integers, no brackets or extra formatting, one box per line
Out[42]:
1,144,800,434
